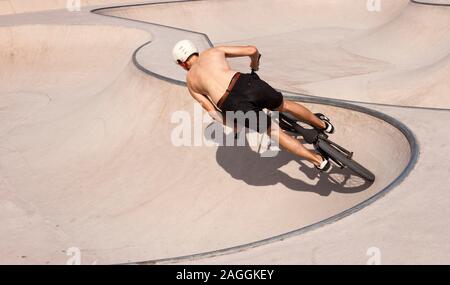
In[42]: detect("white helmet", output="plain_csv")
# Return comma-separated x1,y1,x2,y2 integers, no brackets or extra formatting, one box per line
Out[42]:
172,40,198,63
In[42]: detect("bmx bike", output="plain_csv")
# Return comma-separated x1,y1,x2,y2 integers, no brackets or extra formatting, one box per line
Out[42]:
251,54,375,182
274,110,375,182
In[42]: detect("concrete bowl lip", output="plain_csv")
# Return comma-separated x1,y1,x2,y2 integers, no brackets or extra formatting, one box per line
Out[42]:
411,0,450,7
92,0,450,112
89,1,419,264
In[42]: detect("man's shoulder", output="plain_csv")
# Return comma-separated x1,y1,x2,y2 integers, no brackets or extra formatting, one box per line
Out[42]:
186,71,198,91
200,47,223,58
186,72,193,89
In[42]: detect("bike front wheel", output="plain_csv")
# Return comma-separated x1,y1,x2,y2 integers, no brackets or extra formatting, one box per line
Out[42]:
317,139,376,182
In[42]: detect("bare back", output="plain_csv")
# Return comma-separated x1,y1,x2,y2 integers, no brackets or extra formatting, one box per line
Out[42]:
186,48,237,105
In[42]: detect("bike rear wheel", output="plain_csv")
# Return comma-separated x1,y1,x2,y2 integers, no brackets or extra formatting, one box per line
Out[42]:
317,139,376,182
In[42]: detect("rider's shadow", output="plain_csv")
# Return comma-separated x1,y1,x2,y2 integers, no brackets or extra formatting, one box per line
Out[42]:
210,127,372,196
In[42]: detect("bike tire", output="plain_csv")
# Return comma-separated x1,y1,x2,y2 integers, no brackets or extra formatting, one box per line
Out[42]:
317,139,376,182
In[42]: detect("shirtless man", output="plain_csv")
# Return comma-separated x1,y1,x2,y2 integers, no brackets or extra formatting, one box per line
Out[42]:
172,40,334,171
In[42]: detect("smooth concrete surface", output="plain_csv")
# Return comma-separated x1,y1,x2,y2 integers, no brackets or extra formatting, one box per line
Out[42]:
0,0,147,15
0,1,449,265
412,0,450,5
101,0,450,108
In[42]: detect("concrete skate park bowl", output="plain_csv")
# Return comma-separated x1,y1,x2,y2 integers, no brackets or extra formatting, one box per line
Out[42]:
0,21,418,265
412,0,450,5
97,0,450,109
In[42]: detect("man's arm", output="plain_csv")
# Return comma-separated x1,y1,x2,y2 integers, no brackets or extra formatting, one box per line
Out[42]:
188,87,223,123
215,45,260,71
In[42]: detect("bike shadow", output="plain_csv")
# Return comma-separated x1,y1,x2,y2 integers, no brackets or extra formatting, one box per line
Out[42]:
212,131,373,196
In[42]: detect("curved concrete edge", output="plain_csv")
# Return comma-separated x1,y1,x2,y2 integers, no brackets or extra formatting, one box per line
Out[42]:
123,95,419,265
88,2,420,265
91,0,214,47
132,40,186,86
92,1,450,112
411,0,450,6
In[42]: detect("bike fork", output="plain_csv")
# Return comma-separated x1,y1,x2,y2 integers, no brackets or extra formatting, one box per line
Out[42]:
322,137,354,159
329,156,345,169
316,145,345,169
315,138,352,170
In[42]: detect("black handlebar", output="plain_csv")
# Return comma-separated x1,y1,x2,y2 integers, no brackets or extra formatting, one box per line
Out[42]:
251,53,262,74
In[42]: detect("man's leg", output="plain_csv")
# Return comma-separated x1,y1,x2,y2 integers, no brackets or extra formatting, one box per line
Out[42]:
278,100,326,130
268,126,323,167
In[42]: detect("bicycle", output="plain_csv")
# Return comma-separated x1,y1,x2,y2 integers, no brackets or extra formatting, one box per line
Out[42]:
274,110,375,182
252,54,375,182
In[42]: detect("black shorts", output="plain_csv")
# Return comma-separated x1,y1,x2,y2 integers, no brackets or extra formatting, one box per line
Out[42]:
220,73,283,133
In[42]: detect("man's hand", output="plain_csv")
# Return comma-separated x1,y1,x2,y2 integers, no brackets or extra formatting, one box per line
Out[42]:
216,45,260,71
250,51,260,71
207,110,224,124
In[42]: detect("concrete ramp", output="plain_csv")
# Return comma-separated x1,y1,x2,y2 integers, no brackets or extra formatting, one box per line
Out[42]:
0,0,144,15
0,24,414,264
413,0,450,5
100,0,450,108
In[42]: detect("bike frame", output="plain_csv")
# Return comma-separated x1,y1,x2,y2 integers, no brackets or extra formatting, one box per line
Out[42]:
276,112,353,169
250,56,354,168
250,55,374,181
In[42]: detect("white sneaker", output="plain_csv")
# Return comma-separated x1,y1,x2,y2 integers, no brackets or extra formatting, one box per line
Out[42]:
315,113,335,134
315,156,331,172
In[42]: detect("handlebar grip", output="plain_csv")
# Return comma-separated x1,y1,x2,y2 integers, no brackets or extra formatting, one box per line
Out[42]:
251,53,262,74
